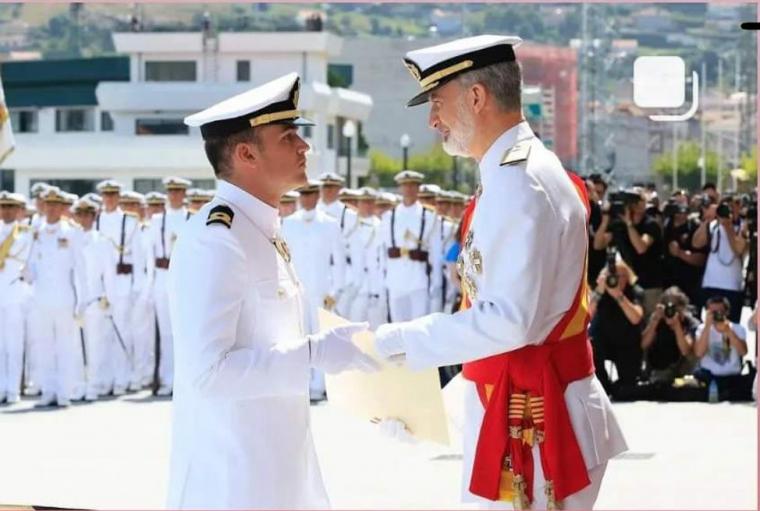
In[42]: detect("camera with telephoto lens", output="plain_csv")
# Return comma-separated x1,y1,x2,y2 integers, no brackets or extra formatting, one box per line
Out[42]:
605,249,619,289
663,200,681,218
664,302,677,319
712,311,725,323
717,203,731,220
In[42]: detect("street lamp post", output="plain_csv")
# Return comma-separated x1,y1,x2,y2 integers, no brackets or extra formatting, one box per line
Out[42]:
342,120,356,188
400,133,411,169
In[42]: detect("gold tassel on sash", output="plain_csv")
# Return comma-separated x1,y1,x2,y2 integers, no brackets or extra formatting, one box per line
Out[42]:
0,223,20,271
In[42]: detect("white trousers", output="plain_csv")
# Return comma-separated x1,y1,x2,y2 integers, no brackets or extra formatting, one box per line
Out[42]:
0,303,24,397
25,303,45,391
154,272,174,389
83,306,108,394
37,305,79,399
388,289,430,322
132,295,156,386
102,297,136,390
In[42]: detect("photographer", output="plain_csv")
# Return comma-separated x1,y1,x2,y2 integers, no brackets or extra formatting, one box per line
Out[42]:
693,296,749,397
586,175,607,285
692,196,748,322
594,187,664,317
641,287,698,384
663,201,707,305
589,256,645,396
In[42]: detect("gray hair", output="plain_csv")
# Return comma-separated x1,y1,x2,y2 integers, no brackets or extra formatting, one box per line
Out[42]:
456,60,522,113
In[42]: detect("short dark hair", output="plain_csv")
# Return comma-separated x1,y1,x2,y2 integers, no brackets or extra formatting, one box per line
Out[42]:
702,182,717,192
707,295,731,311
203,128,261,178
457,60,522,113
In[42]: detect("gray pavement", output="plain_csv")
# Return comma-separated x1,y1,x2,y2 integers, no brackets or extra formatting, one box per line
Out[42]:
0,392,756,510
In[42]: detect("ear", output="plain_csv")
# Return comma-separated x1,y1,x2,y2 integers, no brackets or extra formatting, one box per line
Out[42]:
470,82,488,115
232,139,258,169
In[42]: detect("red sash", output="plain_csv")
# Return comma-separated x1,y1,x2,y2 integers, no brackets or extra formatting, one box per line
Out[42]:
461,172,595,506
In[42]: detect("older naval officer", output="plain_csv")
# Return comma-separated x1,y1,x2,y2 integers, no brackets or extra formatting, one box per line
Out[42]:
166,72,378,509
374,36,627,510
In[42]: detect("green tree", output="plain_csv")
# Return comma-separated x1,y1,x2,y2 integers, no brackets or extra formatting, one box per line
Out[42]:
369,145,476,192
653,140,719,192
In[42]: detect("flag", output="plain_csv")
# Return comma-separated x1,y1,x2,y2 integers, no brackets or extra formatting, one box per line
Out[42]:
0,72,15,165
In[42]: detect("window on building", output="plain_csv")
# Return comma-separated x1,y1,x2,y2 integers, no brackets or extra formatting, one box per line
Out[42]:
327,124,335,150
101,112,114,132
192,178,216,190
301,125,313,139
236,60,251,82
135,119,189,136
145,61,197,82
0,170,14,191
55,109,95,132
134,178,163,194
10,110,38,133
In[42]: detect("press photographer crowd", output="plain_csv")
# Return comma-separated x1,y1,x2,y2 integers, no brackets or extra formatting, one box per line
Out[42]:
584,175,757,402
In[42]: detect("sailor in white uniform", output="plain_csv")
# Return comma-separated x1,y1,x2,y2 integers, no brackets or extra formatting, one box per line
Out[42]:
167,72,377,509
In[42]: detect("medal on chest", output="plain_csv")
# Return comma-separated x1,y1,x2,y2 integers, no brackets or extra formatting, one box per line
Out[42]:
272,235,291,263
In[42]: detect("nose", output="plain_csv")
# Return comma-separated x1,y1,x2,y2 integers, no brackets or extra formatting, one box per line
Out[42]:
297,136,310,155
428,108,439,130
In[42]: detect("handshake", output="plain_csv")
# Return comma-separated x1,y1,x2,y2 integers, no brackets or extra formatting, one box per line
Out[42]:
307,322,409,374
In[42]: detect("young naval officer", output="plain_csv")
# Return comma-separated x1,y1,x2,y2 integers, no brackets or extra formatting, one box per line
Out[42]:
374,36,627,510
167,72,378,509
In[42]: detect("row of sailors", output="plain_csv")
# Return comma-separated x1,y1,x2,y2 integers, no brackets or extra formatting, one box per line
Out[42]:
0,170,470,406
0,177,209,407
277,171,470,400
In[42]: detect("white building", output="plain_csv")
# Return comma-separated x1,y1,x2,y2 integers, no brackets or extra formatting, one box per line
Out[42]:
2,30,373,195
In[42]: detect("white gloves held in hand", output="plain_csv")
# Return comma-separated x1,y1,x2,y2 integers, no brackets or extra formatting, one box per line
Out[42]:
374,323,406,361
309,322,380,374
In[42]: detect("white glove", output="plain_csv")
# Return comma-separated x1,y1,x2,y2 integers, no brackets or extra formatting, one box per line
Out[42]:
309,322,380,374
374,323,406,360
371,417,416,443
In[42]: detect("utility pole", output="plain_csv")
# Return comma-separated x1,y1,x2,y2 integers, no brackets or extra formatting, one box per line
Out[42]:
700,61,707,187
579,3,589,173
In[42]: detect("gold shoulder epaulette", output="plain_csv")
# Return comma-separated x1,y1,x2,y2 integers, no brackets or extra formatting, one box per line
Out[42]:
206,205,234,229
17,224,30,233
500,140,532,166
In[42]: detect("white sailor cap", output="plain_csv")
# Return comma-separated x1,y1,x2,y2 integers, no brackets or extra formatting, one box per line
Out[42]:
119,191,145,205
376,192,398,206
394,170,425,185
419,184,442,198
73,197,99,212
41,186,66,204
96,179,123,194
296,179,322,194
145,191,167,205
8,192,27,206
403,35,522,107
280,190,300,203
162,176,192,191
339,188,360,201
61,192,78,205
184,72,314,140
30,182,51,198
0,190,16,206
435,190,457,203
319,172,345,186
82,192,102,205
199,189,216,200
356,187,378,201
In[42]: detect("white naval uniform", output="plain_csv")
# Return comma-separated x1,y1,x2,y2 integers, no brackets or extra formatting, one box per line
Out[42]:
282,207,345,398
25,214,46,393
318,199,357,316
379,202,442,322
345,216,384,326
429,214,457,313
80,227,108,397
167,180,328,509
148,207,191,392
0,221,32,401
132,220,156,387
27,220,86,401
386,122,627,509
93,209,146,392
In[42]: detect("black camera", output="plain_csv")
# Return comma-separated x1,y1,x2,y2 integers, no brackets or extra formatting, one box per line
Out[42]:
605,249,619,288
717,203,731,219
663,200,680,218
607,192,626,219
712,311,725,323
664,302,677,319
